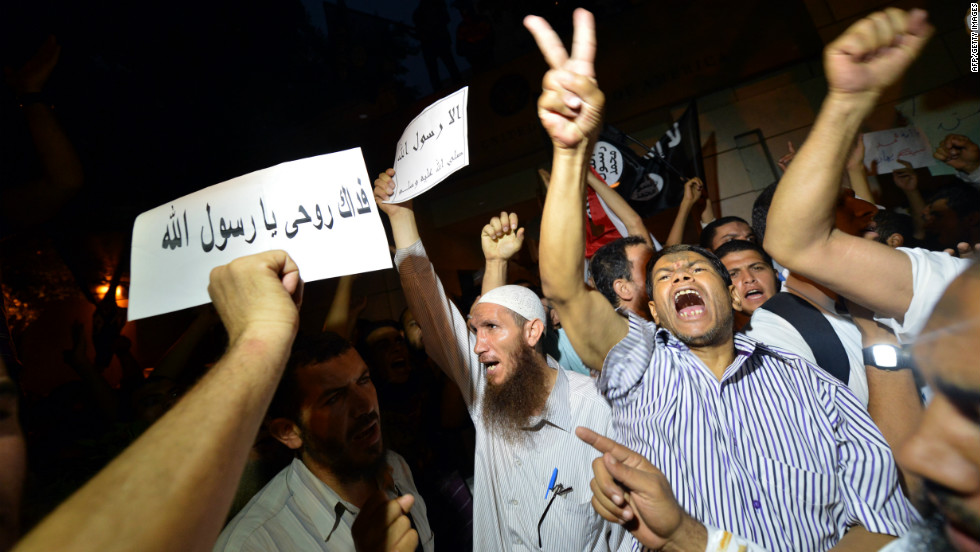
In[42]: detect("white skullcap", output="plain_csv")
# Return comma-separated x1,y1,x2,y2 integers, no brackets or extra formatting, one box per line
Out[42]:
477,285,546,326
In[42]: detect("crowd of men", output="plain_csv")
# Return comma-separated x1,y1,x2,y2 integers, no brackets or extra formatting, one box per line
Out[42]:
1,5,978,552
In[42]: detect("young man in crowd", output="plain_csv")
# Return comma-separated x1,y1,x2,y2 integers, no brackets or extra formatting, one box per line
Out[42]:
699,216,757,251
713,240,779,331
373,169,626,551
588,236,655,322
526,8,916,551
580,262,980,552
213,332,433,551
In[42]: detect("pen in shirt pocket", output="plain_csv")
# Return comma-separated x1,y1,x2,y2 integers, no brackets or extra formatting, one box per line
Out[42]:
545,467,557,498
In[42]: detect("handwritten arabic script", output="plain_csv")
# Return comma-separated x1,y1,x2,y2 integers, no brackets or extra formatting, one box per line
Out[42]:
862,126,934,174
131,148,392,322
389,87,469,203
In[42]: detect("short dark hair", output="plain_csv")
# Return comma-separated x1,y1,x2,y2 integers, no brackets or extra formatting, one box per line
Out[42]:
646,244,733,300
589,236,648,307
699,216,753,250
926,184,980,218
752,182,779,243
714,239,775,269
872,209,914,244
267,332,353,423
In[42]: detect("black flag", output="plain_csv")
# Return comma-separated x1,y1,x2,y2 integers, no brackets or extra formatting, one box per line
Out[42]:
591,101,705,218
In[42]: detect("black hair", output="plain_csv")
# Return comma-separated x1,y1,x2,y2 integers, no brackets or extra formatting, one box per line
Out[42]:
926,184,980,218
752,182,779,244
589,236,648,307
699,216,754,250
714,239,776,269
646,244,733,300
872,209,914,244
267,332,353,423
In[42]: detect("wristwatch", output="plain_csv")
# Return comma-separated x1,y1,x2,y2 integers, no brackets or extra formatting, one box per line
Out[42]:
862,344,912,370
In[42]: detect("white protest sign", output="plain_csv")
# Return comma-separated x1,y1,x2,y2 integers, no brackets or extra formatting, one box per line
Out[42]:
388,87,469,203
129,148,392,321
895,96,980,176
862,126,934,174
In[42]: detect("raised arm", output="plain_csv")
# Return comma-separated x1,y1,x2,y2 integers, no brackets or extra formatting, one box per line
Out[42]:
764,9,933,320
845,135,875,204
375,169,480,404
891,160,926,240
3,35,83,227
14,251,302,552
586,170,654,249
665,177,704,247
525,9,627,370
481,211,525,294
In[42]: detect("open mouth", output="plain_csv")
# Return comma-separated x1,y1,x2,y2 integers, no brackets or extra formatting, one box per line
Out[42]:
350,417,380,444
389,358,409,372
674,289,706,319
481,358,500,378
744,288,766,302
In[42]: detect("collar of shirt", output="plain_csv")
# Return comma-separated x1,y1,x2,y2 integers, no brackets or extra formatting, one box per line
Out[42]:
288,458,360,543
652,324,773,385
523,355,572,433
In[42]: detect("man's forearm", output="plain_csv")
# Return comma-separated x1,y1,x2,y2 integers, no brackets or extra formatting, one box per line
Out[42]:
765,93,874,265
828,526,895,551
14,331,293,552
482,259,508,295
587,170,652,248
388,210,421,250
540,147,591,304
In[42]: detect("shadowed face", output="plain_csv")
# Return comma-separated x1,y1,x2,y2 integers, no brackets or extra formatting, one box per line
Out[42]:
365,326,412,384
708,221,756,251
899,267,980,552
294,349,384,482
835,188,878,237
621,243,654,315
648,251,736,347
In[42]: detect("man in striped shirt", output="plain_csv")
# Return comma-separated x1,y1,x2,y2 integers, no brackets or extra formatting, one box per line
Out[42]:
525,9,917,552
373,170,627,551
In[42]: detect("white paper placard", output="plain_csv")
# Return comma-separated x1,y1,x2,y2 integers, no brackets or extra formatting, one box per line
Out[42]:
895,96,980,176
129,148,392,321
862,126,934,174
388,87,469,203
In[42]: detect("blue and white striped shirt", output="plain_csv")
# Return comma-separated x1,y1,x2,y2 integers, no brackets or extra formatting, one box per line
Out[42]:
599,311,917,552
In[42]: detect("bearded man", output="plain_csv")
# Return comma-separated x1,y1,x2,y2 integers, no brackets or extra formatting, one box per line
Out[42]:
373,168,625,552
214,332,434,551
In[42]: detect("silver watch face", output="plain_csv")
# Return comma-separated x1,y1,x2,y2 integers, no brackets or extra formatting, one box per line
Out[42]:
871,344,899,368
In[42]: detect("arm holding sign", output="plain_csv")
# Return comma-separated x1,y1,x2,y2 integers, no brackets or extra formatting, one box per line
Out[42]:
377,169,480,405
892,160,926,240
525,9,627,371
14,251,302,552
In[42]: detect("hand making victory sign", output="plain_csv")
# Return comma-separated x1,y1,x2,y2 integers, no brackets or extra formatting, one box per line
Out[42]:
523,9,604,153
